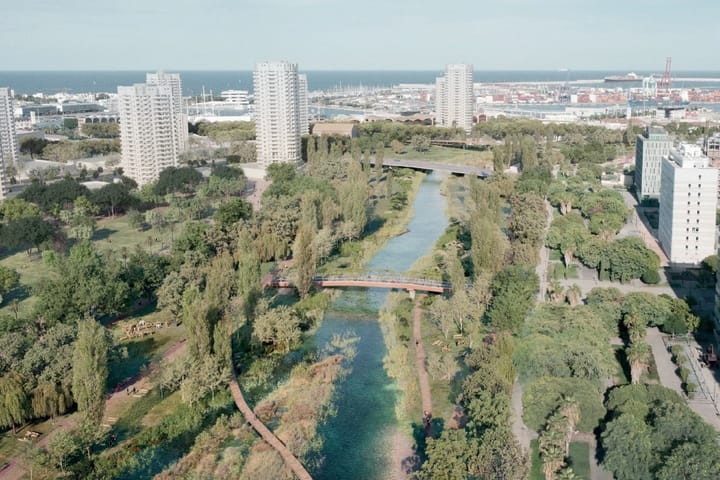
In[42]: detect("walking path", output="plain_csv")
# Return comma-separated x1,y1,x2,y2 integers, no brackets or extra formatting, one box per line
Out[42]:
412,297,433,416
646,327,720,430
535,201,555,303
510,381,536,451
228,369,313,480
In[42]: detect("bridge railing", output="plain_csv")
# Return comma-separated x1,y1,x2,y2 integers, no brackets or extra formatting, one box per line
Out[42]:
271,275,452,289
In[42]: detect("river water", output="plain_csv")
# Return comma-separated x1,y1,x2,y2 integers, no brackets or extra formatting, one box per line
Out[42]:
314,172,448,480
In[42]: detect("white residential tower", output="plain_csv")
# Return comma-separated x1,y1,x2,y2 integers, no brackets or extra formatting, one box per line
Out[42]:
253,61,308,167
117,82,182,186
146,71,188,152
0,87,18,199
435,64,474,132
658,144,718,264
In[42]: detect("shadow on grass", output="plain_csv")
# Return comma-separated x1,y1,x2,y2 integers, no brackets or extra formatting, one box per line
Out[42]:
107,337,157,390
92,227,119,241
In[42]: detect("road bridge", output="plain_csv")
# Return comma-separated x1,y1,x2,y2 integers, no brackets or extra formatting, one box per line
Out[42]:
367,157,493,177
264,274,452,297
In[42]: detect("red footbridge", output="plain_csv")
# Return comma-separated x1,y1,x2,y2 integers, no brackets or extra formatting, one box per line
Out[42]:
264,274,452,295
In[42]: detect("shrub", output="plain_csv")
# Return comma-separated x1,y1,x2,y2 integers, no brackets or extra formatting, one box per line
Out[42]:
641,269,661,284
669,345,684,358
522,376,605,432
678,366,690,384
685,382,697,397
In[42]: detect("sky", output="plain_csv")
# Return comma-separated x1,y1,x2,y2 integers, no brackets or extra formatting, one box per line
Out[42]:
1,0,719,70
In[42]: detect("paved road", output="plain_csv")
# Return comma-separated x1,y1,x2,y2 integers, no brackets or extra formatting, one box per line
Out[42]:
368,157,492,177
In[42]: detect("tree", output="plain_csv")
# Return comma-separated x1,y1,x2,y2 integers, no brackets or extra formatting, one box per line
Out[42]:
154,166,203,195
252,306,301,353
470,426,529,480
417,429,473,480
375,141,384,175
626,341,651,384
72,318,109,427
293,223,317,298
546,212,589,266
657,442,720,480
19,137,49,158
601,413,655,480
0,198,42,221
44,429,79,475
488,264,539,333
0,216,56,254
91,183,136,216
0,266,19,305
410,134,431,152
182,286,215,361
390,139,405,154
522,377,605,433
0,371,28,433
214,198,252,228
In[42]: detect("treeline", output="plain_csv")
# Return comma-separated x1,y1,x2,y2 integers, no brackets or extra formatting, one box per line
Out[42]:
20,137,120,162
418,167,550,478
190,121,256,142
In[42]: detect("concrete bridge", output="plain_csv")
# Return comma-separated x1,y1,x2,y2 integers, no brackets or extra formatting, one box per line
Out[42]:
367,157,493,177
264,274,452,297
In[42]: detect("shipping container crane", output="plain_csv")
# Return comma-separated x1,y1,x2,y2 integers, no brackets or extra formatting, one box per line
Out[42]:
658,57,672,91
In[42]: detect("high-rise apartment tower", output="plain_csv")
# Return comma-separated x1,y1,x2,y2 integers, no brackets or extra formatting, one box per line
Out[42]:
658,144,718,264
253,61,308,167
435,64,474,133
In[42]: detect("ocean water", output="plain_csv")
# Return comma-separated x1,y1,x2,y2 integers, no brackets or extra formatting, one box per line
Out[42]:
2,70,720,95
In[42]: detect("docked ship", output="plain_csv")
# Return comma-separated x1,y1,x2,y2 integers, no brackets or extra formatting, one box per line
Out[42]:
604,72,641,82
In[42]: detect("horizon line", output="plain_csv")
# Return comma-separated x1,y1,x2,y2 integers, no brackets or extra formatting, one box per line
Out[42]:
2,68,720,73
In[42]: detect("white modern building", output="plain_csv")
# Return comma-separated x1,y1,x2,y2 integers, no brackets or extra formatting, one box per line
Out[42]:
146,71,188,152
635,126,672,199
220,89,249,107
253,61,308,167
0,87,18,199
658,144,718,264
435,64,474,132
117,83,182,186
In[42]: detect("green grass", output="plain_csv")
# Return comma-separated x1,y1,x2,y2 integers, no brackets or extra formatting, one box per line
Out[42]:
384,145,493,167
548,249,562,261
567,442,591,479
107,322,185,389
530,440,591,480
565,264,579,279
0,208,182,319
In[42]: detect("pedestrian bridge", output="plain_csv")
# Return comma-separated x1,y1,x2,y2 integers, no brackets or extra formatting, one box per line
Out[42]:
263,274,452,295
368,157,493,178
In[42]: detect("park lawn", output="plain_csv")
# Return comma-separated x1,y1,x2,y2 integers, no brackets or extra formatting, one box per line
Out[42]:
384,145,493,168
530,440,591,480
0,208,181,319
0,413,77,472
107,321,185,389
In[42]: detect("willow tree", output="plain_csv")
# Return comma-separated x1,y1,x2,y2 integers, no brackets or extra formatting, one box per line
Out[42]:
293,223,317,299
72,318,109,427
0,371,28,433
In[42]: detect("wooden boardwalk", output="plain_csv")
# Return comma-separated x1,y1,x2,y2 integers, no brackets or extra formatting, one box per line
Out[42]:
229,370,313,480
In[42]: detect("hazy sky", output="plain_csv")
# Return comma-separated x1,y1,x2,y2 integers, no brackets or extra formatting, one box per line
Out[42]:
1,0,718,70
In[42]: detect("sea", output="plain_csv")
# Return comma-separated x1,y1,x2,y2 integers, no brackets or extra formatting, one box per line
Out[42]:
2,70,720,96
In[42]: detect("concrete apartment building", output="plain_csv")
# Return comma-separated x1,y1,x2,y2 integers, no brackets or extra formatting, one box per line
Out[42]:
146,71,188,152
117,83,182,186
658,144,718,264
435,64,474,133
253,61,308,167
635,126,672,199
0,87,18,199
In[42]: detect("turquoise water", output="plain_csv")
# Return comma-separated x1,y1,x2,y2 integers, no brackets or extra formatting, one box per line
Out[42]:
314,172,448,480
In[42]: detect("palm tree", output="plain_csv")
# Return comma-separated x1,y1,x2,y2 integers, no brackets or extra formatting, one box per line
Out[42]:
558,397,580,454
547,280,564,303
627,341,652,384
556,467,580,480
539,425,566,480
565,284,582,306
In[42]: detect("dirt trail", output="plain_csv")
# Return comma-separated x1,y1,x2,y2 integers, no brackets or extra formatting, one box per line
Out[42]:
413,297,433,416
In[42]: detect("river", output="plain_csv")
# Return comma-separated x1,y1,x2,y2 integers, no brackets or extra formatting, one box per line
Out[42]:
313,172,449,480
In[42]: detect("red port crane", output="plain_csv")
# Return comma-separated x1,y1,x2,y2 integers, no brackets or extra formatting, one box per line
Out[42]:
659,57,672,91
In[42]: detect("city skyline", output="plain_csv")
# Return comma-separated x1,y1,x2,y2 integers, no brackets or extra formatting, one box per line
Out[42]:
2,0,720,71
